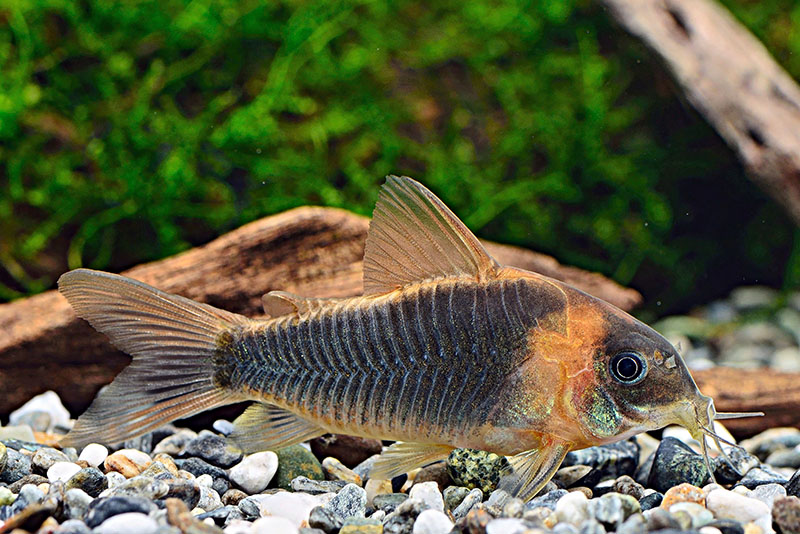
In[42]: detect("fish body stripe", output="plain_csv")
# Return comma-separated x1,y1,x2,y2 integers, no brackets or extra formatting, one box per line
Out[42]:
220,278,557,439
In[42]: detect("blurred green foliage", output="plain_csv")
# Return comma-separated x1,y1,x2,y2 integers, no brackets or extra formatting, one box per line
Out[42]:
0,0,798,312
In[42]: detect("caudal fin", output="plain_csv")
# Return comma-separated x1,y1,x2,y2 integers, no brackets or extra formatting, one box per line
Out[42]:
58,269,250,447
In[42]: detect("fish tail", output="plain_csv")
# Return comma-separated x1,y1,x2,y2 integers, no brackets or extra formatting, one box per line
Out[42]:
58,268,250,447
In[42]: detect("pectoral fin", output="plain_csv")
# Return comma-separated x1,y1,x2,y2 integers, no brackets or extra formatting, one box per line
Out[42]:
370,442,454,480
229,403,325,452
498,438,572,501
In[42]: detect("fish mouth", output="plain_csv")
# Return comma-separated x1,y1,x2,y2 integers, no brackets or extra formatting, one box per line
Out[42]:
678,394,763,484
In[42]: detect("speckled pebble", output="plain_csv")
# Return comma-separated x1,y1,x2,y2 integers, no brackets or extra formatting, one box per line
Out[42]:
669,502,714,528
325,483,367,521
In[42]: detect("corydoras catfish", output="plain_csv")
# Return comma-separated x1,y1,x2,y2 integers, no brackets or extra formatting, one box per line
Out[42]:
58,176,759,500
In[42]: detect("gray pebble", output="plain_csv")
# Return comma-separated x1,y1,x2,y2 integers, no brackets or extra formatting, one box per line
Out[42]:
66,467,107,497
587,492,640,529
184,430,242,468
54,518,92,534
553,522,579,534
0,448,32,483
11,483,45,514
152,429,197,456
195,504,239,525
443,486,469,512
122,433,154,455
309,505,343,533
197,485,222,512
238,495,263,519
31,447,70,473
578,519,606,534
175,457,230,494
85,495,156,528
615,513,646,534
452,488,483,520
766,447,800,468
526,489,567,511
291,476,348,494
373,493,408,514
324,483,367,521
106,475,169,500
93,511,159,534
64,488,93,520
163,478,200,509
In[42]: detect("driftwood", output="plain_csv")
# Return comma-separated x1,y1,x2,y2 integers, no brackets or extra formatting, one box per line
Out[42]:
692,367,800,436
600,0,800,226
0,206,640,419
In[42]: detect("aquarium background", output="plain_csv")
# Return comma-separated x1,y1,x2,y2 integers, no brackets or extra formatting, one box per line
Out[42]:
1,0,799,315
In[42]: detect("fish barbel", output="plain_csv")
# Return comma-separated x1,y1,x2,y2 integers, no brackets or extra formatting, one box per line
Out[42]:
58,176,760,500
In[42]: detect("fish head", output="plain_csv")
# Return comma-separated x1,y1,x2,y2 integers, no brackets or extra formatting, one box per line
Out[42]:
564,295,717,447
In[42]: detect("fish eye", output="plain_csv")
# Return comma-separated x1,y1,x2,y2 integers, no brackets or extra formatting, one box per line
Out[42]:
609,351,647,384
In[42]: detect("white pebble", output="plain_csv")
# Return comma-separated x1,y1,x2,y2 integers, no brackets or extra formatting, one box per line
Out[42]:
409,481,445,512
258,492,323,527
47,461,81,482
229,451,278,494
252,516,299,534
485,517,528,534
78,443,108,468
749,483,787,508
699,528,723,534
94,512,158,534
706,488,771,524
555,490,589,526
414,509,454,534
9,391,70,430
222,519,254,534
196,474,214,488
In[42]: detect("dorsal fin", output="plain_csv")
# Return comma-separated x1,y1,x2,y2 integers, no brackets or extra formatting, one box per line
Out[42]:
262,291,336,317
363,176,499,295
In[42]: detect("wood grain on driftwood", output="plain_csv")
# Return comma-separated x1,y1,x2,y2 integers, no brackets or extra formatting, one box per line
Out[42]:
601,0,800,225
0,206,640,419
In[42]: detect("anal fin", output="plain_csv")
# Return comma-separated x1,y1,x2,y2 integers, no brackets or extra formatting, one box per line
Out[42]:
229,403,325,453
370,442,454,480
498,438,571,501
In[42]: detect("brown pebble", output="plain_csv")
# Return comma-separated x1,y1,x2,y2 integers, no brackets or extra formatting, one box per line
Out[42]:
153,453,180,476
773,496,800,534
614,475,644,500
322,457,362,485
222,488,248,506
8,474,49,493
661,483,706,509
414,463,452,491
462,507,492,534
104,454,142,478
310,434,382,468
75,460,90,469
